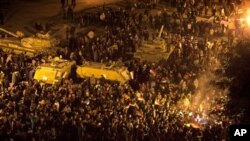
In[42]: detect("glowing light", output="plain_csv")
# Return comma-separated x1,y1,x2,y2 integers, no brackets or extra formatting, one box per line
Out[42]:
42,76,48,81
246,9,250,26
184,123,191,127
238,9,250,26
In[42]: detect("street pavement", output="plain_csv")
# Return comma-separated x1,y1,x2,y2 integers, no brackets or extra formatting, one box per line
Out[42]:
1,0,122,34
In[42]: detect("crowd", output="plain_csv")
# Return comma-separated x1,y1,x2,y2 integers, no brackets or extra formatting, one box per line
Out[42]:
0,0,245,141
60,0,243,65
61,6,147,63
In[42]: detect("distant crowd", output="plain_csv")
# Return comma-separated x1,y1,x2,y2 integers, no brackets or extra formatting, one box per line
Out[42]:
0,0,244,140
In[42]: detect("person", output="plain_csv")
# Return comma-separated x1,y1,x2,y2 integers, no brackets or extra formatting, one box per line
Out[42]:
0,11,4,25
71,0,76,6
61,0,65,7
66,25,70,40
62,6,67,19
67,6,73,21
65,0,69,5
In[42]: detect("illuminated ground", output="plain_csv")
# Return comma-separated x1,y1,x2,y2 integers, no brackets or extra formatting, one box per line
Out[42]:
2,0,122,32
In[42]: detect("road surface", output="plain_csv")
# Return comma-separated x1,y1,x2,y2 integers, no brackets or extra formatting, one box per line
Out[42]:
2,0,122,32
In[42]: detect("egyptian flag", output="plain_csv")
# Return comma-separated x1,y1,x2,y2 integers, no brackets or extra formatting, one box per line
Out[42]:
122,94,130,100
190,121,202,129
136,92,145,102
154,97,161,106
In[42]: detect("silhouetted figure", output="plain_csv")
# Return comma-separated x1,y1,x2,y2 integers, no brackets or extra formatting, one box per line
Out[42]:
65,0,69,5
70,25,76,36
67,6,73,21
62,7,67,19
66,26,70,40
71,0,76,6
61,0,65,7
35,22,43,31
0,11,4,25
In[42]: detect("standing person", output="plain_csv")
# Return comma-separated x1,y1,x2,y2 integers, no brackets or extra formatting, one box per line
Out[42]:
66,0,69,5
0,11,4,25
61,0,65,7
67,6,73,21
66,25,70,40
62,6,67,19
212,4,216,16
71,0,76,6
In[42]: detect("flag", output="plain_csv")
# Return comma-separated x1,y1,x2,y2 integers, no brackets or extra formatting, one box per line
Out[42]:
190,121,202,129
136,92,145,102
122,94,130,100
155,98,161,105
136,110,143,117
